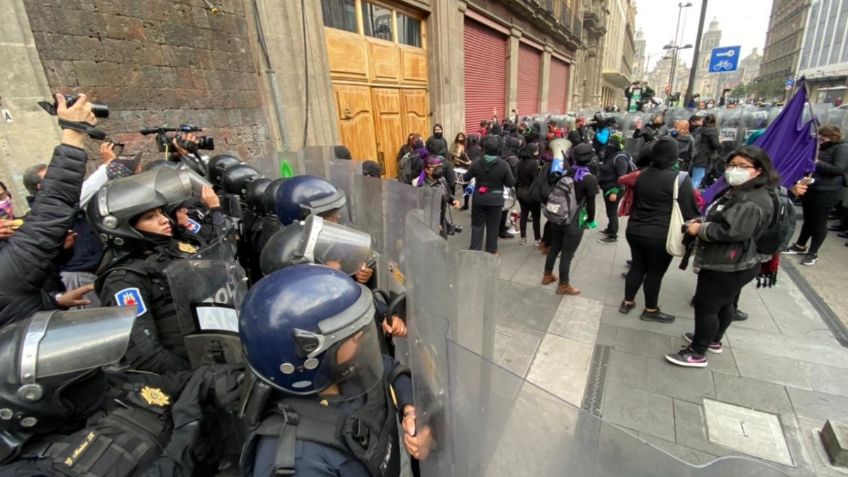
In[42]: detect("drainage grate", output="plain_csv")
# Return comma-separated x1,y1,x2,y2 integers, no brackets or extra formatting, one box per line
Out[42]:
581,344,611,416
782,260,848,348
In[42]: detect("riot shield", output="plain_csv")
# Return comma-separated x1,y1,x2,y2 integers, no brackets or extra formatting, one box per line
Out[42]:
403,209,793,477
164,241,248,368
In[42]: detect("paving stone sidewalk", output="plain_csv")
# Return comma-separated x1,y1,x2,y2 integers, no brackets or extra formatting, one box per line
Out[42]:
447,206,848,477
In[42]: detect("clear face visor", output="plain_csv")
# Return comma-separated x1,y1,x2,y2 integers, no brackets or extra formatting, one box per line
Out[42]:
301,216,372,275
17,307,135,400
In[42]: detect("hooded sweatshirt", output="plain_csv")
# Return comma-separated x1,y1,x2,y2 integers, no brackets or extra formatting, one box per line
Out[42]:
425,124,449,158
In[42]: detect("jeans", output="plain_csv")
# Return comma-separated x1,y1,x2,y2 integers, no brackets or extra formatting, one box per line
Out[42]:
796,189,842,254
691,266,758,354
624,233,673,309
602,191,619,238
690,166,706,189
470,203,502,253
518,198,541,240
544,221,584,284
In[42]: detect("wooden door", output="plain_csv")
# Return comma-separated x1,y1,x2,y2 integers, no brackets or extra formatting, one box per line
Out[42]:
371,88,403,178
333,84,377,162
401,89,429,139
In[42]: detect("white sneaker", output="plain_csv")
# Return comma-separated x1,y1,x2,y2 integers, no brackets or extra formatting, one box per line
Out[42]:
533,240,541,247
519,238,527,245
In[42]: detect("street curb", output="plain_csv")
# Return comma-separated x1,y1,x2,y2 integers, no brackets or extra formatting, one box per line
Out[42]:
782,260,848,348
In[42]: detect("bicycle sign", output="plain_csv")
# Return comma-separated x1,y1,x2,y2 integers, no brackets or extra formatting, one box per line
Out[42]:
708,46,741,73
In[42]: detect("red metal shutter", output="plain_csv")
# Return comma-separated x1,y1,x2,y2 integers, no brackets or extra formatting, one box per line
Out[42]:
464,19,507,133
548,58,570,114
517,44,541,116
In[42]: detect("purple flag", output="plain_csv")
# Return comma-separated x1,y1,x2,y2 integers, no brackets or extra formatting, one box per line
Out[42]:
702,78,817,206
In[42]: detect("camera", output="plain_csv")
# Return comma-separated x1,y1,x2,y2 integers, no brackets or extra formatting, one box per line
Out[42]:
38,94,109,118
142,125,214,153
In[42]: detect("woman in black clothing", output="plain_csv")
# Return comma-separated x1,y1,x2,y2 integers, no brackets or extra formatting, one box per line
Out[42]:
620,137,700,322
668,146,778,368
783,125,848,265
426,123,449,158
540,148,599,296
464,135,516,254
597,134,630,244
516,142,542,245
691,114,719,188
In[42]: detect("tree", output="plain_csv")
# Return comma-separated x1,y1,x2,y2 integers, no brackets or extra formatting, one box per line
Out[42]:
731,83,748,100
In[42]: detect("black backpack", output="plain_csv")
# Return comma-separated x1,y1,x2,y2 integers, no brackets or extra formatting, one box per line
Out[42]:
756,186,796,255
542,176,579,225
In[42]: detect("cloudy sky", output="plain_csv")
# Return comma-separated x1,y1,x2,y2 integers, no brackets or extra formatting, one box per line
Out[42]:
635,0,774,72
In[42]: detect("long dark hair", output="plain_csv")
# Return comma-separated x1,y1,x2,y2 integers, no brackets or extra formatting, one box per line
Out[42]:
727,146,779,188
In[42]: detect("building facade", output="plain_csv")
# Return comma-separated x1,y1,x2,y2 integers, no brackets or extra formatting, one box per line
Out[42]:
645,42,690,101
632,29,647,82
755,0,812,99
797,0,848,104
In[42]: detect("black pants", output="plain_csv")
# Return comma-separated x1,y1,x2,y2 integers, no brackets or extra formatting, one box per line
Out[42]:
797,189,842,254
518,198,541,240
544,221,584,284
542,221,552,246
499,209,509,234
624,233,673,309
691,266,758,354
470,203,502,253
602,190,619,238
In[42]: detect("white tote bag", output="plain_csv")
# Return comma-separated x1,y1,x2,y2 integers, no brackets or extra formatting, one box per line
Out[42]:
666,174,687,257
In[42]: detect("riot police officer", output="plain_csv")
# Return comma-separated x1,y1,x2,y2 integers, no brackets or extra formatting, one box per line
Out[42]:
239,265,429,476
88,168,199,373
0,307,243,476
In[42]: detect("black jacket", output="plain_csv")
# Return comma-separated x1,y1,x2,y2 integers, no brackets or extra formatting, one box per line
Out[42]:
567,127,589,145
463,157,516,207
61,212,104,273
597,149,629,191
425,135,448,158
811,141,848,192
627,168,700,240
0,144,87,326
693,127,720,168
695,186,774,272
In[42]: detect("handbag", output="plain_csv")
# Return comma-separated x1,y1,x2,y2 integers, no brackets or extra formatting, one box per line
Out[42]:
666,173,687,257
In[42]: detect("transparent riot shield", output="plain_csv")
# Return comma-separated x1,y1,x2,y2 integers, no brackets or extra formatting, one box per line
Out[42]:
164,243,248,368
404,209,793,477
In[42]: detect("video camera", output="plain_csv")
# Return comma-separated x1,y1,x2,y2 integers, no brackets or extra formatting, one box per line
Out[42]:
37,94,109,140
140,125,214,154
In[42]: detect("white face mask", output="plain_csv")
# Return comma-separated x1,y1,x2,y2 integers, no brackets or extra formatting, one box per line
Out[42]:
724,167,753,186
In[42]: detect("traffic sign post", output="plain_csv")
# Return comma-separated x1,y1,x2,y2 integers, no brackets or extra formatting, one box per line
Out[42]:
708,46,741,74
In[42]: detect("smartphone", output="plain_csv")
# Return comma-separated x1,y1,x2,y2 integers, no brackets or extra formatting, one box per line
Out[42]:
800,176,815,186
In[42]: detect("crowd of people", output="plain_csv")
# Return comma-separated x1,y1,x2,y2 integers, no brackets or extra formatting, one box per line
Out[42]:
0,89,845,476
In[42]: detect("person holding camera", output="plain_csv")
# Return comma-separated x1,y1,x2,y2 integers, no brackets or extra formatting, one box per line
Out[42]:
668,146,777,368
0,94,98,326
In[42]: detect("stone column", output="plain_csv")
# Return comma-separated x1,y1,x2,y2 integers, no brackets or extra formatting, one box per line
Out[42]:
539,46,552,113
428,0,466,135
0,0,61,214
506,28,521,117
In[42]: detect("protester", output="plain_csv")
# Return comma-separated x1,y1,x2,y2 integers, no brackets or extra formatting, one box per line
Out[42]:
414,155,461,237
783,125,848,265
516,142,542,245
396,133,416,176
673,120,694,171
692,114,720,188
426,123,449,158
597,133,631,244
567,117,590,145
362,160,382,178
619,137,699,323
449,132,471,168
669,146,777,367
464,135,515,254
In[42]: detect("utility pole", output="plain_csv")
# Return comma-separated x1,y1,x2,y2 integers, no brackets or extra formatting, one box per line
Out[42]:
665,2,692,104
685,0,708,107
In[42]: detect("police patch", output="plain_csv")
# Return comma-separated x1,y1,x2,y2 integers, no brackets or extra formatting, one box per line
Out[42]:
115,288,147,316
186,218,202,234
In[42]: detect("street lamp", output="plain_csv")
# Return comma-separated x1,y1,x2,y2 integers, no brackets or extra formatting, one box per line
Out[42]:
664,2,693,102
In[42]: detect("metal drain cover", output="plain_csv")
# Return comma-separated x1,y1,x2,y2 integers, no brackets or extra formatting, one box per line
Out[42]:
703,399,794,466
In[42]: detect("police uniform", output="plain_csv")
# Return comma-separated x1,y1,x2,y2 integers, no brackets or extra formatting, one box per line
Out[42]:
96,243,196,374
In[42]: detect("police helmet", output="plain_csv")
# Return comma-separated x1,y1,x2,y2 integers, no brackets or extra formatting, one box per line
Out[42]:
260,215,371,276
274,175,347,226
221,164,261,196
142,159,181,172
87,168,193,249
240,265,382,397
207,154,242,186
262,178,286,217
245,177,273,214
0,307,135,462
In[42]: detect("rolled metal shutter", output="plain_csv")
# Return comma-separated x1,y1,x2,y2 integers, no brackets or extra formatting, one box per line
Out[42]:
517,44,541,116
464,18,507,133
548,58,569,114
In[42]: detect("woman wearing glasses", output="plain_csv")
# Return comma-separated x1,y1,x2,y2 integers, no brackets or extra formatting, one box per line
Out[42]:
668,146,778,368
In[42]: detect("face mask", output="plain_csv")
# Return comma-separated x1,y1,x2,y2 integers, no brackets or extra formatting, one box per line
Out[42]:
724,167,752,186
596,128,610,145
434,131,443,138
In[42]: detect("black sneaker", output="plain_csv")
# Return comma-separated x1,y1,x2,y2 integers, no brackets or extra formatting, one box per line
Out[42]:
598,237,618,244
801,253,818,266
665,347,708,368
782,243,807,255
619,300,636,314
599,229,611,236
732,309,748,321
683,332,723,353
640,309,675,323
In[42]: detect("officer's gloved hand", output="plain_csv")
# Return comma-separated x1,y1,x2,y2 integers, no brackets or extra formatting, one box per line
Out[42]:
195,365,245,412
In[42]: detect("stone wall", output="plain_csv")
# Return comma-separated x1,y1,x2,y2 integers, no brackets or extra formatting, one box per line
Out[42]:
23,0,271,162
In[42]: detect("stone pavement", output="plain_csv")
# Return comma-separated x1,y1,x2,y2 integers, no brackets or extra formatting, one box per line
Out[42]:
446,204,848,477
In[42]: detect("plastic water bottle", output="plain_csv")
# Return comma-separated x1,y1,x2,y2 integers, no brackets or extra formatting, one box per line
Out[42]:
551,152,564,175
464,183,476,196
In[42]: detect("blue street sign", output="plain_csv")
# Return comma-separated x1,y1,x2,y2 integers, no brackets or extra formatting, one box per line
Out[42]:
708,46,741,73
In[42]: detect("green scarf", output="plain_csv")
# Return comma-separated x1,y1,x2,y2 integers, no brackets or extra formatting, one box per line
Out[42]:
483,154,498,165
